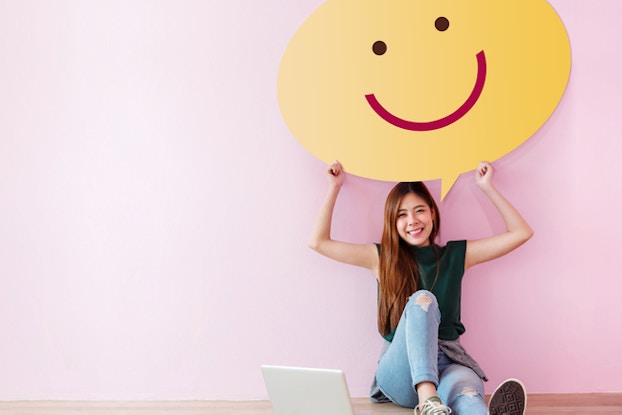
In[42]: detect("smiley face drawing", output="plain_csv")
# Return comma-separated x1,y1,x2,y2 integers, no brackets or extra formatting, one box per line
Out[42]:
278,0,571,198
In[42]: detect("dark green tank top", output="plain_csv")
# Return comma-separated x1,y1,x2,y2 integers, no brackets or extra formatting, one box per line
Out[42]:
380,240,467,342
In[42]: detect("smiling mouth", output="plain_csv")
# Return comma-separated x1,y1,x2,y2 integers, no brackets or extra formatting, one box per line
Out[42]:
408,229,423,238
365,50,487,131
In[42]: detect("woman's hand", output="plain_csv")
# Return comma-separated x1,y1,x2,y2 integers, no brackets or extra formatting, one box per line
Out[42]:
475,161,494,191
327,160,345,189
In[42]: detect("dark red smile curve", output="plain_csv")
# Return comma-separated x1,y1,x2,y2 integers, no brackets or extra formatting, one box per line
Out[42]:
365,50,487,131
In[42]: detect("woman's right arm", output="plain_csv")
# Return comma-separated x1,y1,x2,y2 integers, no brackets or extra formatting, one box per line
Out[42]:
307,161,379,273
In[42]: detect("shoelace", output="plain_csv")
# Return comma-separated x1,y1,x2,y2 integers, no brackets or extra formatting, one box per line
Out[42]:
421,401,452,415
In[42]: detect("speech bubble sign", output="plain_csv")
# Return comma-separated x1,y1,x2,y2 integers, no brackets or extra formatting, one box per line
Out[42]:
278,0,571,199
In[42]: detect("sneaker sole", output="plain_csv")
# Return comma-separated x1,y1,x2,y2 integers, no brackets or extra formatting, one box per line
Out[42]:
488,378,526,415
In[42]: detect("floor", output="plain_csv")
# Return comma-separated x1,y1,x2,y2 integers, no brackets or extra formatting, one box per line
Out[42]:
0,394,621,414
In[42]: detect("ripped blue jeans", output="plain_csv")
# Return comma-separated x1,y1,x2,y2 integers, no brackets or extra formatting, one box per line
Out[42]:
374,290,486,414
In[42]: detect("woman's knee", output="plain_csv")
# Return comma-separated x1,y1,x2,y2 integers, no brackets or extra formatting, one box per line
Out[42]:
439,364,485,398
437,366,486,413
446,383,487,414
407,290,439,313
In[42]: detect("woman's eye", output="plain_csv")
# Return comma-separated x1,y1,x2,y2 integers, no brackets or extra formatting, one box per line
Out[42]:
435,17,450,32
372,41,387,56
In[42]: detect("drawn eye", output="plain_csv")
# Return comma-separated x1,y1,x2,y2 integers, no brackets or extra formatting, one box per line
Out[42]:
435,17,450,31
372,41,387,55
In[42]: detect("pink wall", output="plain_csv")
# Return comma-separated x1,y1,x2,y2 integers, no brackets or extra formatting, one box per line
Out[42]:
0,0,620,401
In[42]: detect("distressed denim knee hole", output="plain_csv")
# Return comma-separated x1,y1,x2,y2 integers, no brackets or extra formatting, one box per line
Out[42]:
414,294,433,312
458,386,480,398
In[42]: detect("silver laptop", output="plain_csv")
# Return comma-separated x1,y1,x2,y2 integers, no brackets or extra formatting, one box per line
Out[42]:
261,365,359,415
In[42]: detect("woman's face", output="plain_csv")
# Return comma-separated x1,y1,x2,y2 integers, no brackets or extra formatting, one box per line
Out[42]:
396,192,434,247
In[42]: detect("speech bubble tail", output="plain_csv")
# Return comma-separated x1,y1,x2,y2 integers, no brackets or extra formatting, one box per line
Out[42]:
440,173,461,201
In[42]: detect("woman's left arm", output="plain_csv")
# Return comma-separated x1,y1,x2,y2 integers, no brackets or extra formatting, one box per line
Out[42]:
465,161,534,270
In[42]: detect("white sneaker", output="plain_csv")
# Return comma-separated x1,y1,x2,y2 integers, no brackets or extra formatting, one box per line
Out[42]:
488,378,527,415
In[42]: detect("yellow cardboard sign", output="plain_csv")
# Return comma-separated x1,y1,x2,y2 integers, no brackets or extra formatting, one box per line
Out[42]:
278,0,571,198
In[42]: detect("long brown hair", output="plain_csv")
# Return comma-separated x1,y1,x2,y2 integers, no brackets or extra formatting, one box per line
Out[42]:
377,182,440,337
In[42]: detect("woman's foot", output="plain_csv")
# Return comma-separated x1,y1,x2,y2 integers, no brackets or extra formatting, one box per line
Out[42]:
488,378,526,415
415,396,452,414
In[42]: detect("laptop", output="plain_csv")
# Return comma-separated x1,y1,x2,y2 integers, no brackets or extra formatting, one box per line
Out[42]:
261,365,360,415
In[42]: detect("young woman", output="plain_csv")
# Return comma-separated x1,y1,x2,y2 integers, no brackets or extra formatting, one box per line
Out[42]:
308,161,533,415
